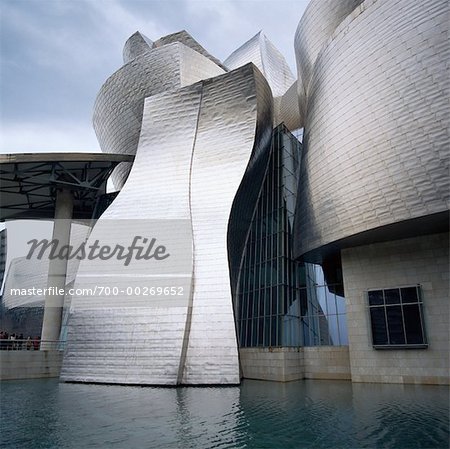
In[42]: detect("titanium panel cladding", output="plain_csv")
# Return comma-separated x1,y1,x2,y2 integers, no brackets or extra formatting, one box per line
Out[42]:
224,32,295,98
182,64,272,384
93,42,224,189
294,0,363,116
62,64,273,385
122,31,153,64
295,0,449,259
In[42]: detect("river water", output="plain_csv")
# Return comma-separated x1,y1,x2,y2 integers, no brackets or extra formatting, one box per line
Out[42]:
1,378,448,448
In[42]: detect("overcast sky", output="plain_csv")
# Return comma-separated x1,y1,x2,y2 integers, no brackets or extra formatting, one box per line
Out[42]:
0,0,309,154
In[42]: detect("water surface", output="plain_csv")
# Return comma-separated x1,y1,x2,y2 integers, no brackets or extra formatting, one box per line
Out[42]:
1,379,448,448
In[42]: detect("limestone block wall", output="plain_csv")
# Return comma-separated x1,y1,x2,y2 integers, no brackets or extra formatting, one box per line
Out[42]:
239,348,304,382
303,346,351,380
239,346,351,382
342,233,449,385
0,351,63,380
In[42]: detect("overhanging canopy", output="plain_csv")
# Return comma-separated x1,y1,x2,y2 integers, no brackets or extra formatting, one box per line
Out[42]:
0,153,134,221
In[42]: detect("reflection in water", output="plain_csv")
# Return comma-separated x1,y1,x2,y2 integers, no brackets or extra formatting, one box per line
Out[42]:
1,379,448,448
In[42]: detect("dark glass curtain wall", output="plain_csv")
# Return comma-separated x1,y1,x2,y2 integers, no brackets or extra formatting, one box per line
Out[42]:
236,125,348,348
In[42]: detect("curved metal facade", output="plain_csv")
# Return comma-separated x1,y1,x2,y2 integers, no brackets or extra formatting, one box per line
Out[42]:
224,31,295,98
62,63,273,385
122,31,153,64
58,2,449,384
224,32,300,131
93,41,225,189
294,0,449,260
153,30,228,71
294,0,363,118
274,80,302,131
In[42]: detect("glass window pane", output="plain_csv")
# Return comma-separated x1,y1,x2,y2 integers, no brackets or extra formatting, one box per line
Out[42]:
271,259,277,285
264,317,270,346
370,307,388,345
401,287,418,303
325,314,337,345
260,262,265,288
262,288,269,317
259,289,270,316
278,315,283,346
336,295,346,315
271,286,277,315
246,319,252,347
238,293,243,319
255,240,261,262
368,290,384,306
386,306,405,344
385,288,400,304
338,313,349,345
247,293,254,320
252,318,257,346
326,291,337,315
278,285,289,315
252,291,259,318
403,304,424,344
258,317,264,346
299,288,307,316
271,316,277,346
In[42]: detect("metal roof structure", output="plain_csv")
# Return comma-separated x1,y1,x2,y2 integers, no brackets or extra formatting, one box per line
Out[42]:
0,153,134,221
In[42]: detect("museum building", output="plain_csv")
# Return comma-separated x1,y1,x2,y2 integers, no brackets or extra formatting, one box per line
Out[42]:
0,0,448,385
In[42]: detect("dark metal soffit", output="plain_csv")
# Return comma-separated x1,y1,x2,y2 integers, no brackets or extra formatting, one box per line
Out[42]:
0,153,135,221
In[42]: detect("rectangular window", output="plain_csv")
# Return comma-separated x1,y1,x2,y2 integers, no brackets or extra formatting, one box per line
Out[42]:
367,286,427,349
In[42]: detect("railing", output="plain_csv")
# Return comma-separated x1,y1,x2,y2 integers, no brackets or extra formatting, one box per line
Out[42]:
0,339,66,351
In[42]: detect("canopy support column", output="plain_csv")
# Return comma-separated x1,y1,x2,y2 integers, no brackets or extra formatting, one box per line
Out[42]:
40,188,73,350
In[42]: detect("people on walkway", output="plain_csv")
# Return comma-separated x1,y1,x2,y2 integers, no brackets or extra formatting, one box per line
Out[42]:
33,336,41,350
10,333,16,350
0,331,42,350
0,331,8,350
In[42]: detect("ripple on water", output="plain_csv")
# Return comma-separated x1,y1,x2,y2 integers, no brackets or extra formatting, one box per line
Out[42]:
0,379,448,449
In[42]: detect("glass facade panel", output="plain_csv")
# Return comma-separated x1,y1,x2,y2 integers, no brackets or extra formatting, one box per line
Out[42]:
385,289,400,305
403,304,424,344
401,287,418,303
370,307,388,345
236,125,348,348
368,290,384,306
386,306,406,344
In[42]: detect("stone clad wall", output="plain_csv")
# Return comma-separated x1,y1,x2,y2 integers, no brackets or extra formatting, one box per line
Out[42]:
0,351,63,380
342,233,449,385
303,347,351,380
239,347,351,382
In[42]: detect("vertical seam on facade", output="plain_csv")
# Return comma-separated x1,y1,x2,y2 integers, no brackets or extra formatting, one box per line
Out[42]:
176,83,204,385
259,32,268,87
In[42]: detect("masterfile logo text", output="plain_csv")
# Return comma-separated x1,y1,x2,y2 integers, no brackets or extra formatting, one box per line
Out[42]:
26,236,170,266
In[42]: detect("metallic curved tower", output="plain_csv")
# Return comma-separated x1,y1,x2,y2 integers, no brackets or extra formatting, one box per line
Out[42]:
292,0,449,385
293,0,449,260
62,31,277,385
294,0,364,119
93,39,225,190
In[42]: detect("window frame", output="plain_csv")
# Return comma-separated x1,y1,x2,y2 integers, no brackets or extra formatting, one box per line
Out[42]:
366,285,428,350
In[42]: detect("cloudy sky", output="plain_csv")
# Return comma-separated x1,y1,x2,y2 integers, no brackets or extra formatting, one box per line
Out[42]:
1,0,309,155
